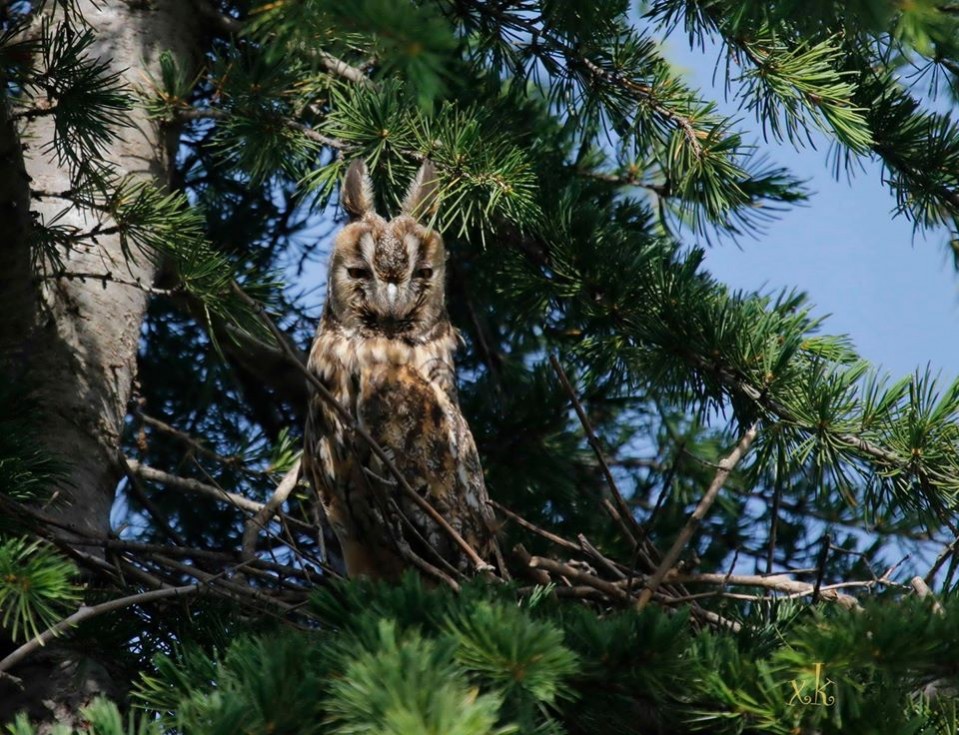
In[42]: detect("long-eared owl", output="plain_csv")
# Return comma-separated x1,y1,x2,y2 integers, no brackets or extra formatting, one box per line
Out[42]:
303,159,497,579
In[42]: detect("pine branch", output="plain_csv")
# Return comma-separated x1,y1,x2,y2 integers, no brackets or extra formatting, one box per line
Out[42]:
37,270,183,297
192,0,378,89
457,0,712,156
700,355,959,498
172,107,346,150
661,2,959,231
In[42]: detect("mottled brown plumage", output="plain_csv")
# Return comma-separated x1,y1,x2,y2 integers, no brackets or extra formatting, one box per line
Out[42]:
303,159,498,579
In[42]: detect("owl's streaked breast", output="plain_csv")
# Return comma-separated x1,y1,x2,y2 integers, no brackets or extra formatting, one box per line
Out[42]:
308,319,459,397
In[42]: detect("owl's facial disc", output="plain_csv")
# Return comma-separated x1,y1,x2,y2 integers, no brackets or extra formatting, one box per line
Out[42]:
338,219,441,335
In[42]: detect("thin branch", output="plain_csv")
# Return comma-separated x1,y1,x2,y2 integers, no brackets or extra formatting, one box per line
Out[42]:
0,585,199,675
315,50,373,87
529,555,630,602
578,534,627,580
65,536,330,582
144,553,302,614
37,270,182,297
242,458,303,560
579,168,670,196
637,421,759,609
811,534,831,605
663,571,860,610
134,409,249,468
910,575,945,615
174,107,346,150
549,354,642,546
490,499,580,553
118,450,186,547
925,534,959,585
126,459,265,514
766,458,783,576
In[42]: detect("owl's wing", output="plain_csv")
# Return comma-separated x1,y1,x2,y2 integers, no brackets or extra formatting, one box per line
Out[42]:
358,362,497,574
304,360,408,578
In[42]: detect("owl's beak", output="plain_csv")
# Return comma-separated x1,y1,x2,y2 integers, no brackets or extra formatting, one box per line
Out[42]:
386,283,398,305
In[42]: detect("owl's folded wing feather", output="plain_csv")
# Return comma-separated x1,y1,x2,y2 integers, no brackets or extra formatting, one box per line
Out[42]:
304,382,407,578
358,362,497,574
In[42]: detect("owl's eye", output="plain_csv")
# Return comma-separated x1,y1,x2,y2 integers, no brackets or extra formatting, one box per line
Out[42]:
347,267,372,279
414,267,434,279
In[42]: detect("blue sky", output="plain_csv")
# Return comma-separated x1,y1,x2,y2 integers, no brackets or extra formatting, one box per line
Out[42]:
664,36,959,387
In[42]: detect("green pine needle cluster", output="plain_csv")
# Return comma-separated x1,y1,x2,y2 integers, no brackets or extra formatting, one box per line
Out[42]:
133,578,577,735
0,538,80,643
120,577,959,735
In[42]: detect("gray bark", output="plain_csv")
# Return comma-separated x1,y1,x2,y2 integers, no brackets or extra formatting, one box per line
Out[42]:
0,0,199,727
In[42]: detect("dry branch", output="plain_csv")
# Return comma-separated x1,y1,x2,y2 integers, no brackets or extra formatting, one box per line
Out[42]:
637,422,759,609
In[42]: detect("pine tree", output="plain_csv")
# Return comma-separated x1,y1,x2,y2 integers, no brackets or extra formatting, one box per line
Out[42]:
3,0,959,732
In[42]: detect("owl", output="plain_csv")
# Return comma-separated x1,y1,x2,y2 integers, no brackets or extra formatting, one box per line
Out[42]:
303,158,499,581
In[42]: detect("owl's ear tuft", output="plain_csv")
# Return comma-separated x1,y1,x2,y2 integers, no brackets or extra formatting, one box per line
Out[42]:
342,159,375,219
401,160,441,220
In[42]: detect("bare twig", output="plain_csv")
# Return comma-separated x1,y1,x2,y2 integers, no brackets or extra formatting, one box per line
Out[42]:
491,500,580,553
766,457,783,576
512,544,551,585
242,458,302,560
126,460,265,514
662,571,861,610
529,556,631,602
637,421,759,610
118,451,185,547
811,534,831,605
925,535,959,586
549,354,642,546
146,553,301,615
38,270,181,296
135,410,248,468
65,537,326,582
910,576,945,615
578,534,627,580
0,585,199,675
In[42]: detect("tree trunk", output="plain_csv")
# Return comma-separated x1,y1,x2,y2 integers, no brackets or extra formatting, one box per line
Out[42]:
0,0,199,727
